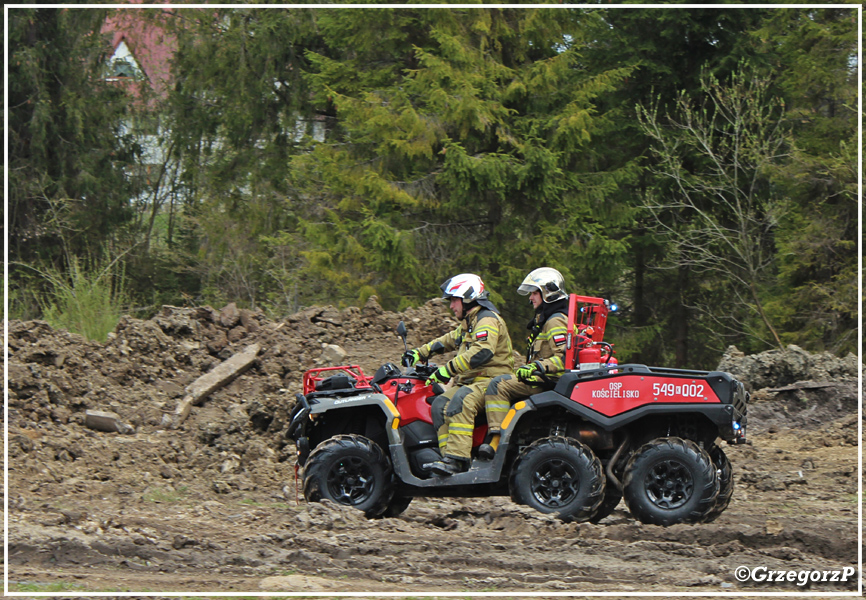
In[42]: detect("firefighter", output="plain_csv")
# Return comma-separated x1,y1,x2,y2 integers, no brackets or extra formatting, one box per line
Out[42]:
477,267,569,460
402,273,513,475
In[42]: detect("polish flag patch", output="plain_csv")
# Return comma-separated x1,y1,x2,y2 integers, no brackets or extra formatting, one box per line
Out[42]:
476,331,488,341
553,334,567,346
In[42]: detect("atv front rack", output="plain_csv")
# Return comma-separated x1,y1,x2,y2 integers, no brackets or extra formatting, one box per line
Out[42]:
302,365,372,395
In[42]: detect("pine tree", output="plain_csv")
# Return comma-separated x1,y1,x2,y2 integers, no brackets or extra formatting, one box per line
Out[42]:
753,8,858,354
292,8,635,322
8,8,143,321
164,8,326,311
9,8,140,263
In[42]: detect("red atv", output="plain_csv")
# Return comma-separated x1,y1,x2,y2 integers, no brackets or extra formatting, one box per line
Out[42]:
288,295,748,525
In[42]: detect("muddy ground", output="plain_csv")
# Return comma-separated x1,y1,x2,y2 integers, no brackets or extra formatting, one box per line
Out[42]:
5,299,861,596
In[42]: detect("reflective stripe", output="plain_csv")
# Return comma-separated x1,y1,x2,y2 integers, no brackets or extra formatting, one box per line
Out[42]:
449,422,474,432
536,326,567,342
382,399,401,430
486,400,511,410
448,430,474,437
448,423,474,436
383,399,399,418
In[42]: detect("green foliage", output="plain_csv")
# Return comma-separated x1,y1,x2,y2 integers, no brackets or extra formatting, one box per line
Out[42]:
17,252,129,343
578,8,771,367
9,6,857,367
753,8,858,355
637,64,792,351
10,582,88,593
8,8,140,264
288,8,636,330
142,485,188,504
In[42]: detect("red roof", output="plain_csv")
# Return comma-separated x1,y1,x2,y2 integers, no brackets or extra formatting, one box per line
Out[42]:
102,8,177,100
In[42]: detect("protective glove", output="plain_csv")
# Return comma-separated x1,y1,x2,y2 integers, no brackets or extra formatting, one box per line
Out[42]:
402,349,422,368
516,362,542,384
426,365,452,386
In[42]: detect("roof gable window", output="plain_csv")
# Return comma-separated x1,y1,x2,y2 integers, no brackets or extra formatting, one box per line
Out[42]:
106,40,143,81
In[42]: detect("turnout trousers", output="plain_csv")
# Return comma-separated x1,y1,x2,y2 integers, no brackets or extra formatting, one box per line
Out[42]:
430,378,490,461
484,374,544,433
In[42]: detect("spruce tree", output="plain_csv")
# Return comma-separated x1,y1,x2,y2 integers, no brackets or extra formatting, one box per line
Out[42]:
293,8,635,323
9,8,140,263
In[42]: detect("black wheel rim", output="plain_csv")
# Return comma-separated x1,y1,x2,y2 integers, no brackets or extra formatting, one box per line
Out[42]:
644,459,693,509
326,456,375,506
530,458,579,508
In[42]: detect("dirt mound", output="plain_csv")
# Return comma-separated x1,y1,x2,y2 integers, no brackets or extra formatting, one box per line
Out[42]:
5,303,860,593
717,344,858,390
7,297,460,520
8,296,455,447
717,345,860,434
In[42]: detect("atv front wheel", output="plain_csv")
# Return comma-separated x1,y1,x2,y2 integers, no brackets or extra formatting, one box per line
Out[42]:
622,437,718,526
378,495,412,519
701,444,733,523
302,434,395,518
509,436,604,523
589,486,623,524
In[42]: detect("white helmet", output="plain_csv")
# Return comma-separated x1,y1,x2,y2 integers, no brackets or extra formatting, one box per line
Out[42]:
517,267,567,302
441,273,486,301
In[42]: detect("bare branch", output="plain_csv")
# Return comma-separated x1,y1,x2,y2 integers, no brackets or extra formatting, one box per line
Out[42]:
637,65,789,350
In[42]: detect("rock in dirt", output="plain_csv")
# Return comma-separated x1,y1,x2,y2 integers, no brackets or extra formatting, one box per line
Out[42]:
319,344,347,366
84,410,135,434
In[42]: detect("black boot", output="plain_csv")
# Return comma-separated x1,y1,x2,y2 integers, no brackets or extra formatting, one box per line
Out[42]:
477,432,501,460
430,456,468,476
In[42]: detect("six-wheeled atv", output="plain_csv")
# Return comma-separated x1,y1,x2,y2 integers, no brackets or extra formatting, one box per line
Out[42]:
288,294,748,525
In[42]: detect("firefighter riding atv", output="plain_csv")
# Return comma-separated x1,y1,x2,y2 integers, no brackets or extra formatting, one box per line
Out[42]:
288,295,748,526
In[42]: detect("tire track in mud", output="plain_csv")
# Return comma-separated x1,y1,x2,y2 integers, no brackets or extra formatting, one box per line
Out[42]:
9,479,858,593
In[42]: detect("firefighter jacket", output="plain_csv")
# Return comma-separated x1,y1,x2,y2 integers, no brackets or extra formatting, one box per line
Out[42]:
525,309,568,377
417,305,514,385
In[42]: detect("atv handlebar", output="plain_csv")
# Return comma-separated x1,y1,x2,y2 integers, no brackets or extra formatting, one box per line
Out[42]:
407,362,437,379
532,368,553,386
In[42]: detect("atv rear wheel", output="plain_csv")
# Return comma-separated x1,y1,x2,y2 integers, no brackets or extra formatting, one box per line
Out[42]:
509,436,604,523
701,444,733,523
302,434,395,518
622,437,718,526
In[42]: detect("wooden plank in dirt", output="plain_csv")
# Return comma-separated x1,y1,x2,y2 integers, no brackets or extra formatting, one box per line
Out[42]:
170,343,261,427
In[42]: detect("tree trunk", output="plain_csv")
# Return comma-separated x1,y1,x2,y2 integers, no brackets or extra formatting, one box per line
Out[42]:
751,281,784,350
630,240,647,364
674,265,689,368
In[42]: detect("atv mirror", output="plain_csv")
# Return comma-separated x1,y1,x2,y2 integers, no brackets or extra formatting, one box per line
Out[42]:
396,321,408,352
